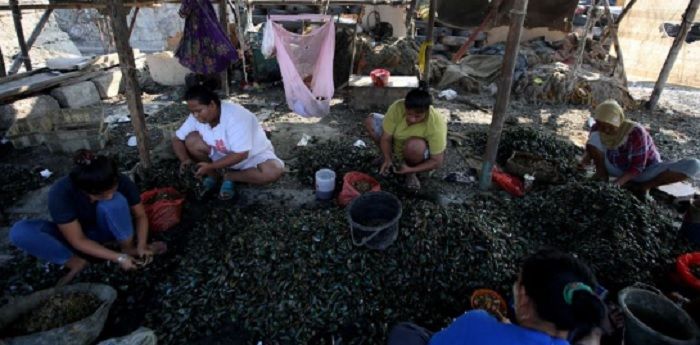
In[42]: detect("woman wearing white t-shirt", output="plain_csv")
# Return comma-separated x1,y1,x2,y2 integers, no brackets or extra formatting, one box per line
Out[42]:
172,86,284,199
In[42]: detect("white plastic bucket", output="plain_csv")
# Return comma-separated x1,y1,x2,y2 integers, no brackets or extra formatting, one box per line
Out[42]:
315,168,336,200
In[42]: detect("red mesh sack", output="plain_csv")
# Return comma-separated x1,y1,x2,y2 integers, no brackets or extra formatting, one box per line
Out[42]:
676,252,700,291
338,172,381,207
492,166,524,197
370,69,390,87
140,187,185,232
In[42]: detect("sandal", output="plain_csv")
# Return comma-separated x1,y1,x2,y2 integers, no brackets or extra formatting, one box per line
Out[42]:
200,176,217,197
218,180,235,200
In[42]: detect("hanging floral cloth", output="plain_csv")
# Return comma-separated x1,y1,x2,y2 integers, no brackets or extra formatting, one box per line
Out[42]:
175,0,238,74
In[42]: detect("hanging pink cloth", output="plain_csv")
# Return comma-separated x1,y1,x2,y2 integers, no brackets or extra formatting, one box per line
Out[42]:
269,15,335,117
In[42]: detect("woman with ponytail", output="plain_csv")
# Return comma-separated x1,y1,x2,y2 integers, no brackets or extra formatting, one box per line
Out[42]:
388,248,608,345
9,150,165,285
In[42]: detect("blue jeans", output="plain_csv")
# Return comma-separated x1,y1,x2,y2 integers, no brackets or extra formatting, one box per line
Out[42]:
9,192,134,265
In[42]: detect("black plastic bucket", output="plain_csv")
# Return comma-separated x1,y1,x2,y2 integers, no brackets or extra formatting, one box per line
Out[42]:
618,286,700,345
347,191,402,250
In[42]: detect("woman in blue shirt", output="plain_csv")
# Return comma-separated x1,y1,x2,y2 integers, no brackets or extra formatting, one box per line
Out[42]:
9,150,165,286
388,249,607,345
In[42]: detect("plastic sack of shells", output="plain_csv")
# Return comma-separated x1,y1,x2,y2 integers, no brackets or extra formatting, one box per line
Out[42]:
338,172,381,207
140,187,185,232
0,283,117,345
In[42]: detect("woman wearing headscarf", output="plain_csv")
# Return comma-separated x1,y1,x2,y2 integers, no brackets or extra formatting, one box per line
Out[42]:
582,99,700,198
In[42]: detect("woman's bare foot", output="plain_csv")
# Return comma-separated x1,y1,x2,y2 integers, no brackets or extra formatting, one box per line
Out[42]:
405,173,421,191
56,256,88,287
148,241,168,255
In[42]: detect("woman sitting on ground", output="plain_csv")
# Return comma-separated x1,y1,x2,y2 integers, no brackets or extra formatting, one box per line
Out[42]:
582,99,700,199
388,248,608,345
171,85,284,200
9,150,166,286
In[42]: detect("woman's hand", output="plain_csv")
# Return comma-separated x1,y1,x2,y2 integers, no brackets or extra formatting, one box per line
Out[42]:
393,163,414,175
179,159,193,175
136,245,153,258
194,162,213,178
116,254,137,271
380,159,393,176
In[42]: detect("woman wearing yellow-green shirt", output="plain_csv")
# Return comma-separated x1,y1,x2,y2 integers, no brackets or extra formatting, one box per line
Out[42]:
364,86,448,190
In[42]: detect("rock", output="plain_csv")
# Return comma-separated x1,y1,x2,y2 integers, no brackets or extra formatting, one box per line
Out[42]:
50,81,102,108
91,69,123,99
145,52,190,86
0,95,60,133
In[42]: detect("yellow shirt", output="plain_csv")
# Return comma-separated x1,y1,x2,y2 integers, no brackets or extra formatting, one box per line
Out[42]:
382,99,447,159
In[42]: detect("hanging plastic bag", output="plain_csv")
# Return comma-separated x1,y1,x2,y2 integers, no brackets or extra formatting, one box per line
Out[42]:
338,172,381,207
676,252,700,292
261,20,276,59
140,187,185,232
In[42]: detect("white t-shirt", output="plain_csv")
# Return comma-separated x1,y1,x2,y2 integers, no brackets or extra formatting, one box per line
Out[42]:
175,102,273,169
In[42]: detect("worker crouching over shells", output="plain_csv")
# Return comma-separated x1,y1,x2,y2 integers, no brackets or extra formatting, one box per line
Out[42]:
364,83,448,191
172,86,284,200
9,150,167,286
581,99,700,200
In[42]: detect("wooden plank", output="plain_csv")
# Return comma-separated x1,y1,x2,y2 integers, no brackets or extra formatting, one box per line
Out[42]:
0,45,5,78
479,0,528,190
219,0,230,96
128,7,140,39
617,0,700,88
10,0,32,73
422,0,435,82
0,1,162,11
0,71,84,102
107,0,152,170
9,9,53,75
0,68,48,85
647,0,700,110
602,0,627,85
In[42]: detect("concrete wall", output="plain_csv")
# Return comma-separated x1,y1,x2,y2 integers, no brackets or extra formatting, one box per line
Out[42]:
0,9,81,73
53,4,184,54
617,0,700,87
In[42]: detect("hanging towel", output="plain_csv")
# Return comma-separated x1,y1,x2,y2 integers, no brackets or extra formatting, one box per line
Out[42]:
176,0,238,74
269,15,335,117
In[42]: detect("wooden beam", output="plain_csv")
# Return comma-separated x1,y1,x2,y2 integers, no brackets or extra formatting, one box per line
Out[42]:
451,0,503,63
405,0,417,39
107,0,152,170
647,0,700,111
0,45,6,78
230,0,249,83
615,0,637,25
422,0,436,82
10,0,32,73
9,9,53,75
570,0,600,90
128,7,140,39
246,0,409,4
602,0,627,85
479,0,528,190
219,0,230,96
0,0,409,10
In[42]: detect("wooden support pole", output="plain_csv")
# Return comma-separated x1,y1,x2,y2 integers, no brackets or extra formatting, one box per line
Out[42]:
615,0,637,25
569,0,600,92
479,0,528,190
647,0,700,111
228,0,248,83
128,7,140,39
107,0,152,170
219,0,230,96
10,0,32,73
9,9,52,75
601,0,627,85
405,0,417,39
422,0,436,82
0,45,6,78
452,0,503,63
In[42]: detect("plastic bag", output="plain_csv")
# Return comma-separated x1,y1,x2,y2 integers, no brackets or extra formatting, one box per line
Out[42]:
261,20,276,59
492,166,524,197
370,68,390,87
97,327,157,345
338,172,381,207
141,187,185,232
676,252,700,291
0,283,117,345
